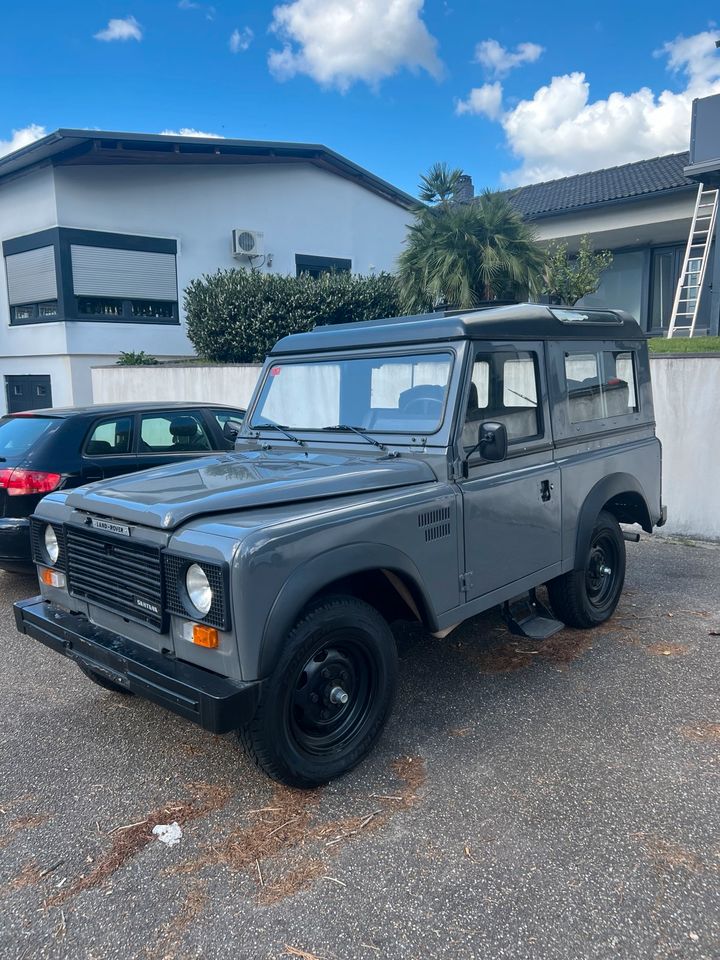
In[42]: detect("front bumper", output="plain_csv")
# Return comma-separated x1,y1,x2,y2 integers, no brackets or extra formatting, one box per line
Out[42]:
14,597,261,734
0,517,32,569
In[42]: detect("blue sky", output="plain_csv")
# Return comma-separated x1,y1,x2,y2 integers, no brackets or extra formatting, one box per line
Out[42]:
1,2,718,196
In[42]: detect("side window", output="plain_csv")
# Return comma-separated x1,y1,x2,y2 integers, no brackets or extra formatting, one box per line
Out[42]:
85,416,133,456
464,351,540,451
139,412,212,453
565,350,638,423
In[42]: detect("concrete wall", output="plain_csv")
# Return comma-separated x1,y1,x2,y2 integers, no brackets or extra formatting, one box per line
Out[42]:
92,355,720,540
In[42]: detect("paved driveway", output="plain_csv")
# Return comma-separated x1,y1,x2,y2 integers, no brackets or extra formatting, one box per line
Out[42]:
1,536,718,960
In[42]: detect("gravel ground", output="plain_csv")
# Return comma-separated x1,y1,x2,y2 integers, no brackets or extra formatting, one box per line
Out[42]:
0,535,718,960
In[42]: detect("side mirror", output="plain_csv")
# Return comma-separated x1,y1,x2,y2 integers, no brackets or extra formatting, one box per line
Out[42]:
223,419,244,442
477,421,507,462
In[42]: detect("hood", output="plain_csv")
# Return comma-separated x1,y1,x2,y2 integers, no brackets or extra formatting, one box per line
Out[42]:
64,450,436,530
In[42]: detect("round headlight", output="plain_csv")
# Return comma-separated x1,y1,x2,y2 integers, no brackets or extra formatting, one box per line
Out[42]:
44,525,59,565
185,563,212,616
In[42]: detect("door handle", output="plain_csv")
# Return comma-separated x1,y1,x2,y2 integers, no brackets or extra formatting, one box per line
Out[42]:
540,479,553,502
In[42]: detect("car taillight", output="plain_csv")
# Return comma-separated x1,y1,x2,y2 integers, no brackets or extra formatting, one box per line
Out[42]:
0,468,62,496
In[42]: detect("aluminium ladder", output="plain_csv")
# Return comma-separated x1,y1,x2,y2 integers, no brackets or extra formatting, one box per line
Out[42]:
667,184,719,337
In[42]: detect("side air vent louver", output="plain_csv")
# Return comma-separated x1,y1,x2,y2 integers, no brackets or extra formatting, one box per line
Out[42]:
418,506,452,543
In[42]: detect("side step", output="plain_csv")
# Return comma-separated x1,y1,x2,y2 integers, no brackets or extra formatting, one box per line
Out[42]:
501,589,564,640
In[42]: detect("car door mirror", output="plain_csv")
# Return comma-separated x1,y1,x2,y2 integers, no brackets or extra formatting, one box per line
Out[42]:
223,419,244,442
477,421,507,462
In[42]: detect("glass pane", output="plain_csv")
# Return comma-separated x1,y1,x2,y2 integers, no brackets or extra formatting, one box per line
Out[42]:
140,413,212,452
566,353,604,422
86,417,133,455
253,353,453,435
0,416,55,455
604,351,638,414
575,250,645,322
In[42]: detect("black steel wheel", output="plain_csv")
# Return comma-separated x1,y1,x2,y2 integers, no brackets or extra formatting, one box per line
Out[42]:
239,595,397,787
547,510,626,628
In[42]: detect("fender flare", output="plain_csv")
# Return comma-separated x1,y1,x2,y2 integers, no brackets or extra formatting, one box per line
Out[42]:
574,472,652,571
258,542,437,677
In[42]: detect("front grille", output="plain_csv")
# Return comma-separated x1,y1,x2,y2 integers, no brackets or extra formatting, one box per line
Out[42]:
164,553,229,630
65,525,164,631
30,519,66,569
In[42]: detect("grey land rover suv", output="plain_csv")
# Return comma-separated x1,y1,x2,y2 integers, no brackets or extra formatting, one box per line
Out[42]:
15,304,665,787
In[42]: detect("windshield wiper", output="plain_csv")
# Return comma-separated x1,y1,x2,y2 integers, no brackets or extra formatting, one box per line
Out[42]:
251,422,304,446
321,424,386,450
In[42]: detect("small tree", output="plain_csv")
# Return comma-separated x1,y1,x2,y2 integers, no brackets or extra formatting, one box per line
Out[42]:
398,164,546,312
116,350,158,365
543,235,613,306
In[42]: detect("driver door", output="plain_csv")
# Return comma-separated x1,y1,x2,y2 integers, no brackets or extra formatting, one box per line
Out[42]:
459,343,561,602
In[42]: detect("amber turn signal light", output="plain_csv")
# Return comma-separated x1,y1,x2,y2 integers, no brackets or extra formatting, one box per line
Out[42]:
39,567,66,589
192,624,219,648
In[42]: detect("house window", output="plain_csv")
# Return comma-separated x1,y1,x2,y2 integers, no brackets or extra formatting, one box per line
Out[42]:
3,229,179,326
295,254,352,278
575,250,645,324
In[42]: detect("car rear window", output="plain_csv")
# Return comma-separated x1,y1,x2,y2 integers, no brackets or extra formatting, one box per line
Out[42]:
0,416,57,456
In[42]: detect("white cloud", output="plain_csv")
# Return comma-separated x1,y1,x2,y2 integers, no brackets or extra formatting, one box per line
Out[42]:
229,27,253,54
455,81,503,119
178,1,215,20
159,128,223,138
94,15,143,42
268,0,442,92
457,30,720,186
0,124,47,158
474,39,543,78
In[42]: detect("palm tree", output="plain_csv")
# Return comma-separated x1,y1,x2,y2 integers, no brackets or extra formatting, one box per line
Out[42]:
397,166,545,313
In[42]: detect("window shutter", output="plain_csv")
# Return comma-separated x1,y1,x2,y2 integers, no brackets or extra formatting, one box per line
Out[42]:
5,246,57,304
71,246,177,300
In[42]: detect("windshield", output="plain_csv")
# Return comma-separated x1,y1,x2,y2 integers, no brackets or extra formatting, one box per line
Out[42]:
251,352,454,435
0,416,56,457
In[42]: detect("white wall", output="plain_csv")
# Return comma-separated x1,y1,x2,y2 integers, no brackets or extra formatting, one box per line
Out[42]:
650,356,720,540
53,162,410,359
92,355,720,541
92,363,262,409
1,160,411,415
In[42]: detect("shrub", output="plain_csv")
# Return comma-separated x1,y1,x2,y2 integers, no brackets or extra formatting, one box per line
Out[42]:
184,269,402,363
542,236,613,306
116,350,158,365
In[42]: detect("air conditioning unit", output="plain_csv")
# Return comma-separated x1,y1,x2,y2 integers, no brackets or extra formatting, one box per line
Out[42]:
232,229,263,258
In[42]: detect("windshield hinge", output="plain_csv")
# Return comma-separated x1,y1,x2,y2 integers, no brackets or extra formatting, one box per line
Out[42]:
449,458,468,481
459,571,473,595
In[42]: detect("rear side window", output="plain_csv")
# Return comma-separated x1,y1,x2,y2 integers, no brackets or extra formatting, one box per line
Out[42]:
565,350,638,423
0,416,55,456
140,412,212,453
85,417,133,456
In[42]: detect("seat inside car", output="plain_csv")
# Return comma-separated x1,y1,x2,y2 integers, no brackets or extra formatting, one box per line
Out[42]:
169,416,211,451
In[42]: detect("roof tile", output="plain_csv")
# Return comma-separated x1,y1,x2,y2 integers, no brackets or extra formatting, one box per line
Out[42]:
504,152,693,219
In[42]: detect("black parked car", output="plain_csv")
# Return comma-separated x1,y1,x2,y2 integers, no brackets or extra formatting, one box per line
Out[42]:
0,402,245,572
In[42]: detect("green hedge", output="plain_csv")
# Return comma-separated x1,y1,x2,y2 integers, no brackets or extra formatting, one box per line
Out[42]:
184,269,403,363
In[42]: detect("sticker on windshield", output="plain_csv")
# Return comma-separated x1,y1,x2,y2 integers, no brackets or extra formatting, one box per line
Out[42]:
270,366,282,376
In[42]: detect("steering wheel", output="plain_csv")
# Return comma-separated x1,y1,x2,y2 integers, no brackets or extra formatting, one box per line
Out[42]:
402,396,444,417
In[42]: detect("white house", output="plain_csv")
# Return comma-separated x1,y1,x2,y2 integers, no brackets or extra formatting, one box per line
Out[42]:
0,130,415,415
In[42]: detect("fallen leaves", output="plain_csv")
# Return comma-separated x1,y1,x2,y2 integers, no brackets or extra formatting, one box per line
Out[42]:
680,721,720,743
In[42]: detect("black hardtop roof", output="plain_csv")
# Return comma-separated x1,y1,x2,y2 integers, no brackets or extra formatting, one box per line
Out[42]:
271,303,645,355
4,401,244,419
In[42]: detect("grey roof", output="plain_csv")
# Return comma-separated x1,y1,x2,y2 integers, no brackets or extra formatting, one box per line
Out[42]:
505,152,694,220
272,303,644,354
0,129,415,210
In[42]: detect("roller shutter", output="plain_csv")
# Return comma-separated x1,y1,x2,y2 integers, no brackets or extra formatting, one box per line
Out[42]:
5,246,57,305
71,245,177,300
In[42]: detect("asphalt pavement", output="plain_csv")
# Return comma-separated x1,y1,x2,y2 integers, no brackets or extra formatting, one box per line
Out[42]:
0,535,718,960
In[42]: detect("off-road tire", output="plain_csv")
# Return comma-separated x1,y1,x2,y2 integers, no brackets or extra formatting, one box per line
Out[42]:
547,510,626,628
78,664,134,695
239,595,398,788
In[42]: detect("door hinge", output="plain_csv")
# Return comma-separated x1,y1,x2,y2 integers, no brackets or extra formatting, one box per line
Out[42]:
459,571,473,594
